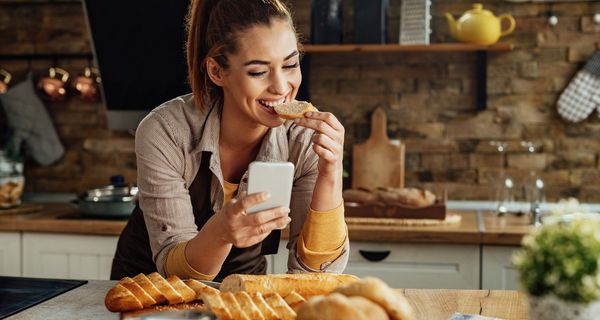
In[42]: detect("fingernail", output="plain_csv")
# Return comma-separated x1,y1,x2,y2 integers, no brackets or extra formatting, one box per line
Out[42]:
284,207,291,214
263,192,271,199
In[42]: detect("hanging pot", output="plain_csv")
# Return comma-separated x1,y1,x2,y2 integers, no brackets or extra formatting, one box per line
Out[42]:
37,67,69,102
0,68,12,94
71,67,101,102
72,184,138,218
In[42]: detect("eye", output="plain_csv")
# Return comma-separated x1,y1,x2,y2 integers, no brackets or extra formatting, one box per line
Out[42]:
248,71,267,77
283,63,299,69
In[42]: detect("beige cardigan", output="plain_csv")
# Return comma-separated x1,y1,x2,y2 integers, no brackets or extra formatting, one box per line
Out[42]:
135,94,349,275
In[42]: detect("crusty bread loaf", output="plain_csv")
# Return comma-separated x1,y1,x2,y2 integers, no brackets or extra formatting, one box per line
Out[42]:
105,272,210,312
333,277,413,320
343,188,379,203
220,273,360,298
274,101,317,120
297,293,388,320
374,187,436,207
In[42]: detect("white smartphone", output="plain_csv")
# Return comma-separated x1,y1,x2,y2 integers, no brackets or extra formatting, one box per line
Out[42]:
246,161,294,214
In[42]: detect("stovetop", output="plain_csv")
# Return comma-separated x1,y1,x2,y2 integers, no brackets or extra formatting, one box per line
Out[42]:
0,276,87,319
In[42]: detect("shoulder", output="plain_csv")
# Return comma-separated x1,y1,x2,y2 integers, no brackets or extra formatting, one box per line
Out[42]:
136,94,206,148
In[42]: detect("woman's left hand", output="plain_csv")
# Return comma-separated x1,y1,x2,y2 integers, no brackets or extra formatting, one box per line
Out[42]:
294,111,345,178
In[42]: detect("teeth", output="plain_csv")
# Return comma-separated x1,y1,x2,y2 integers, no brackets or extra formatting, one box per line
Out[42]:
259,98,285,108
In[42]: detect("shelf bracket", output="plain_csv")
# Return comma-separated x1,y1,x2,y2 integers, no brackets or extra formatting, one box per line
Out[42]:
476,50,487,111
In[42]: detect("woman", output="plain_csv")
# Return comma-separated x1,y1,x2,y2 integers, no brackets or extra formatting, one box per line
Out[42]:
110,0,348,281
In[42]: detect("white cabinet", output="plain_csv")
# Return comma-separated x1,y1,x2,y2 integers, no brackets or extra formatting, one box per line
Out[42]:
270,240,480,290
346,242,480,289
481,245,520,290
271,240,289,274
0,232,21,276
22,233,119,280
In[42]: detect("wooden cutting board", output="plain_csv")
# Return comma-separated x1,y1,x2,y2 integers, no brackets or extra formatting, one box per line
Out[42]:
352,107,404,190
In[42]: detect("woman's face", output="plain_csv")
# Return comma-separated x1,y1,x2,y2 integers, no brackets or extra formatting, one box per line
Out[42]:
219,18,301,128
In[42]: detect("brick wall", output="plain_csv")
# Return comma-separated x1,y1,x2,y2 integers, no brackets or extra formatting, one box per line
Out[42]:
0,0,599,201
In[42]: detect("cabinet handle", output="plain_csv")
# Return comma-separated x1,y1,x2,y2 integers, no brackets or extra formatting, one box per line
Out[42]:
359,250,390,262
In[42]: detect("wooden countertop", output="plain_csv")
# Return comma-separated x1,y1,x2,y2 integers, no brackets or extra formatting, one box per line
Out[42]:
7,280,529,320
0,204,533,245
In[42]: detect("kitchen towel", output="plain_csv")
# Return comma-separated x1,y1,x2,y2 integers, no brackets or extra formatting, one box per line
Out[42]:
557,50,600,122
0,74,64,165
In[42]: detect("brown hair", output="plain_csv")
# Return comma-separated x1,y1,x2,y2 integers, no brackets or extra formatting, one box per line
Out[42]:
186,0,296,110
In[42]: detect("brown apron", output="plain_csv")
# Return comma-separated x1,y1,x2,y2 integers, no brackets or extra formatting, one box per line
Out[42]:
110,151,280,281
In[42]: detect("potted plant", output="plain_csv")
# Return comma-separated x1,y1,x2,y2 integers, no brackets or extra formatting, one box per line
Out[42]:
512,215,600,320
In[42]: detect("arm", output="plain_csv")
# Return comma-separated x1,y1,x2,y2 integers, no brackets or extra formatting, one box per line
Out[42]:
286,115,349,273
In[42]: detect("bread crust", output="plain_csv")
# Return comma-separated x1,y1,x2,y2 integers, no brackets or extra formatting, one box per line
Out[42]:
274,101,317,120
334,277,413,320
220,273,360,298
296,293,388,320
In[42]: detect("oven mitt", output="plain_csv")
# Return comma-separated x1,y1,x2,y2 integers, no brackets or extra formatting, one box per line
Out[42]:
557,50,600,123
0,74,64,165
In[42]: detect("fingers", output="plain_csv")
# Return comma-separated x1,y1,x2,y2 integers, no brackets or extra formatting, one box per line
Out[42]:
230,212,291,248
295,116,341,144
311,133,342,156
245,206,290,225
305,111,344,133
230,192,270,215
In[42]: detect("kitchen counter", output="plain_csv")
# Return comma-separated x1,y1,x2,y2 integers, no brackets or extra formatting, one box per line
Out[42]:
6,280,529,320
0,203,535,245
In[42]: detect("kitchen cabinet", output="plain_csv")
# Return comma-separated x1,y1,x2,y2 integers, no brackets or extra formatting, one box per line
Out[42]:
481,245,520,290
22,233,119,280
270,240,480,289
0,231,21,276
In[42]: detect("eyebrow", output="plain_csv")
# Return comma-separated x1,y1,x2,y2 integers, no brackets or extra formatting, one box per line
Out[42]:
243,50,299,66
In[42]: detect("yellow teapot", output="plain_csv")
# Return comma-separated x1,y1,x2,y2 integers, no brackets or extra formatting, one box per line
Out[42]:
445,3,516,45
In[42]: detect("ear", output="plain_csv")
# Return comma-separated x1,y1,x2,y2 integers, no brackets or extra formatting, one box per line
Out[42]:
206,57,225,87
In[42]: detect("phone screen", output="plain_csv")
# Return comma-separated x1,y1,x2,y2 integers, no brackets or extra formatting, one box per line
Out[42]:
246,161,294,214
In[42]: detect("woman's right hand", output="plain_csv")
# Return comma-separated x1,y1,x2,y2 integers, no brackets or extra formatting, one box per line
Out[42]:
212,192,291,248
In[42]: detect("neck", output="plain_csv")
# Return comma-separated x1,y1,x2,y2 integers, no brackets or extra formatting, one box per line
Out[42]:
219,103,268,154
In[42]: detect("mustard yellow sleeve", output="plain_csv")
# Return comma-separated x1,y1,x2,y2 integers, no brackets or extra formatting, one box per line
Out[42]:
297,202,347,270
164,241,218,280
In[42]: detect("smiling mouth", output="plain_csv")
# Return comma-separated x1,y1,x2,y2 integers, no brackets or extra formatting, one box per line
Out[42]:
258,97,286,111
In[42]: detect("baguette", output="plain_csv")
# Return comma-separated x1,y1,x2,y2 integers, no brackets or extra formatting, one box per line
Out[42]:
274,101,317,120
106,273,197,312
250,292,279,320
220,273,360,298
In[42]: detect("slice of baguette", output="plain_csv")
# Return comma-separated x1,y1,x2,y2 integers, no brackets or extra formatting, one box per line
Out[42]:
167,275,196,303
221,292,251,320
105,283,143,312
264,292,296,320
133,273,166,304
220,273,360,298
234,291,265,320
120,277,156,308
147,272,184,305
201,289,232,320
250,292,279,320
274,101,317,120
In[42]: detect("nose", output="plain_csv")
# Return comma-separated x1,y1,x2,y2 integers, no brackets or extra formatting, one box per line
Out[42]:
268,69,288,95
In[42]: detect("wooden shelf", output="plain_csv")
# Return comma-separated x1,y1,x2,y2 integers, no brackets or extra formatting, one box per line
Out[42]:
302,43,514,53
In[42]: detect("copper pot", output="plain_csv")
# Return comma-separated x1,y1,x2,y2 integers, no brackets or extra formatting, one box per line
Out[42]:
0,68,12,94
37,67,70,102
72,67,101,102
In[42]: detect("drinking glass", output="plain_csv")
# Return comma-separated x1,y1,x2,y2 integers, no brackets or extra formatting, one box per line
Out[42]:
490,141,514,215
520,141,545,224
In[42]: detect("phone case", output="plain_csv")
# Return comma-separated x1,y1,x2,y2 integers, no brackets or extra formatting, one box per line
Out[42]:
246,162,294,214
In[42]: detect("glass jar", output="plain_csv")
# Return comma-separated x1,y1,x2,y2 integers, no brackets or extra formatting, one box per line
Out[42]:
0,150,24,208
